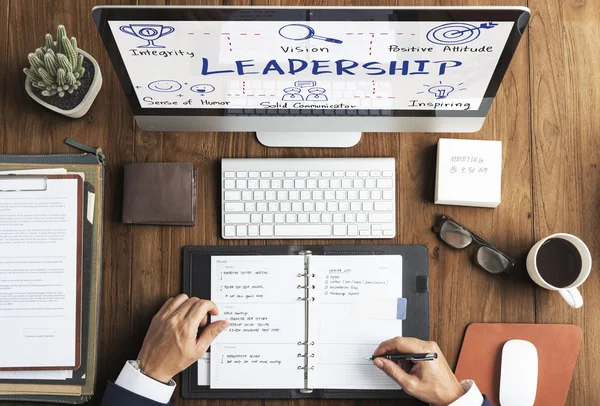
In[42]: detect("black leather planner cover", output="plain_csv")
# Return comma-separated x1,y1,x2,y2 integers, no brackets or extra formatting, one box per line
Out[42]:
182,245,429,402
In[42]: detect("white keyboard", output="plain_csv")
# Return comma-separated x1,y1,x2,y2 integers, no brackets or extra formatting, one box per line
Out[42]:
221,158,396,239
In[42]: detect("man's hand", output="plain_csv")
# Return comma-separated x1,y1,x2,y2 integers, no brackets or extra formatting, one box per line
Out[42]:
373,337,464,406
137,294,229,383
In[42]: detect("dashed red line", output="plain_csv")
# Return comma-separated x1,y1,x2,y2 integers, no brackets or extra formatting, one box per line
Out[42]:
372,79,376,95
242,81,246,95
368,33,374,56
227,36,232,52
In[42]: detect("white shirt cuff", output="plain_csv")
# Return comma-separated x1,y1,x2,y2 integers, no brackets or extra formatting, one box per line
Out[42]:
115,361,176,404
448,380,484,406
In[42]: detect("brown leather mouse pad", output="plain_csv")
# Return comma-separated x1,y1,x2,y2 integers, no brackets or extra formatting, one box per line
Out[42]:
455,323,582,406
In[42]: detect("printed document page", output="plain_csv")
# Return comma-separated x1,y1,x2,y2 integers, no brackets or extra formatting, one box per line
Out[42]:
210,256,305,389
0,178,80,369
308,255,403,389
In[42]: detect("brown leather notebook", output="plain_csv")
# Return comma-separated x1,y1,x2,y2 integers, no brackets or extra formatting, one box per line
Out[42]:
122,163,198,226
455,323,582,406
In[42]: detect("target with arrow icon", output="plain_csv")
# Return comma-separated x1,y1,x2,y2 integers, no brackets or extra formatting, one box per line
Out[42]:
426,22,498,46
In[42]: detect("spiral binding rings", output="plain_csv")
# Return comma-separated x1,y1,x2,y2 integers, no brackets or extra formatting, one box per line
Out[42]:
297,341,315,346
297,297,315,301
297,285,315,289
297,366,315,370
297,273,315,277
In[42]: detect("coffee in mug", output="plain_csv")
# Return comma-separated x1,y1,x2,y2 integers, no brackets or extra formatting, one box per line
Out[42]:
526,233,591,308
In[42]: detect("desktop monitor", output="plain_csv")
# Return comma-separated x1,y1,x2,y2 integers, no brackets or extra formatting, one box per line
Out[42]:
93,6,530,147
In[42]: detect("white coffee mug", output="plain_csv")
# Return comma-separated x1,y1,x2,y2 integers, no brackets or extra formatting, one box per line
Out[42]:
526,233,591,308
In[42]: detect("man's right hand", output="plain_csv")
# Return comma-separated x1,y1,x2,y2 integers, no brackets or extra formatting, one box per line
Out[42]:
373,337,464,406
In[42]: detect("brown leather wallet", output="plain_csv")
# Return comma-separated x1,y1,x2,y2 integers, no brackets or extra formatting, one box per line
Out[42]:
122,163,198,226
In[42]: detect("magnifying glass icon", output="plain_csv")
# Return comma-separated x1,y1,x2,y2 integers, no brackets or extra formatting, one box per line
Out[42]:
279,24,343,44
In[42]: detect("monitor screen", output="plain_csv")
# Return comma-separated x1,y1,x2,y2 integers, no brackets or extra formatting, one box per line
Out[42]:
107,19,514,113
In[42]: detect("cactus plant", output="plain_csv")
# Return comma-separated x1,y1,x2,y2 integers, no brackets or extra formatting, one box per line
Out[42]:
23,25,85,97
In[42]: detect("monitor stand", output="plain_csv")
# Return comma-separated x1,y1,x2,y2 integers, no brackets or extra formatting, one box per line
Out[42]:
257,132,362,148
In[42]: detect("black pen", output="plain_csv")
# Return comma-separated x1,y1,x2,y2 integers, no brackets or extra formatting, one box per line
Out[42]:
364,353,438,362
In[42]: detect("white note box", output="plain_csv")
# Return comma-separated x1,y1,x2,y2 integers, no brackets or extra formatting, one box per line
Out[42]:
435,138,502,208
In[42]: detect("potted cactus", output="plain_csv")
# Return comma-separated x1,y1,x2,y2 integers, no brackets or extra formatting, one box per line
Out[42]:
24,25,102,118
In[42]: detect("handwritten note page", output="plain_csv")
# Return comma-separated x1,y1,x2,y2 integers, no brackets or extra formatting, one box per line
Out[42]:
0,178,79,369
307,255,403,390
210,256,305,389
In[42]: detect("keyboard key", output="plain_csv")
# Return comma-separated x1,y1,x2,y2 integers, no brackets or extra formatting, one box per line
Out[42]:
310,213,320,223
359,230,370,236
363,202,373,211
271,179,282,189
280,202,291,212
369,213,394,223
316,202,327,212
248,179,259,189
224,202,244,212
292,202,303,212
236,179,247,189
307,179,318,189
289,191,300,200
313,190,323,200
285,171,296,177
224,180,235,189
348,225,358,236
351,202,362,211
277,191,288,200
241,191,251,201
303,202,315,212
251,214,261,223
249,171,259,178
275,224,331,237
339,202,349,212
383,170,394,177
341,179,352,189
266,191,276,201
309,171,320,177
327,202,338,212
284,180,294,189
325,191,335,200
358,171,368,177
357,213,368,223
383,190,394,200
298,214,309,223
333,225,347,236
224,191,241,201
372,229,382,237
225,214,250,223
322,213,332,223
236,225,247,237
236,171,247,178
322,170,332,177
297,171,308,177
257,202,268,212
318,179,329,189
244,202,256,212
371,190,382,200
365,179,376,188
334,171,344,177
375,201,393,211
360,190,370,200
260,225,274,236
370,170,382,177
224,225,235,237
383,230,394,236
275,214,285,223
330,179,341,189
248,225,259,236
295,179,306,189
333,213,344,223
346,171,357,177
263,213,274,223
273,171,284,178
345,213,356,222
260,179,270,189
353,179,365,188
377,178,394,189
268,202,279,212
260,171,272,177
253,191,265,200
348,191,359,200
224,172,235,178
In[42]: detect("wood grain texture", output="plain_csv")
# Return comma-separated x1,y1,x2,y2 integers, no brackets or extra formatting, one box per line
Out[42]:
0,0,597,405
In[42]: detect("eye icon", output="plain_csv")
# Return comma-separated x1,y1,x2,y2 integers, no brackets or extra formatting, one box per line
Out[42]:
148,80,182,92
190,84,216,94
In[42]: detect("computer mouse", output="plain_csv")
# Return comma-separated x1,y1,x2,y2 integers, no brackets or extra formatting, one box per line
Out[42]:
499,340,538,406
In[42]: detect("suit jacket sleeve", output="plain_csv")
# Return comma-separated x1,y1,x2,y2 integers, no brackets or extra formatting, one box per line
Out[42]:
482,395,492,406
100,382,169,406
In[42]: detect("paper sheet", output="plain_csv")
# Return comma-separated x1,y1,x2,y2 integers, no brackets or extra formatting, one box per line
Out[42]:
307,255,403,389
0,178,80,369
210,256,305,389
0,370,73,380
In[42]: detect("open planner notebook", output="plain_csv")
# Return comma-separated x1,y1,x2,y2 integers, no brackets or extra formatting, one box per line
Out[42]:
182,245,429,400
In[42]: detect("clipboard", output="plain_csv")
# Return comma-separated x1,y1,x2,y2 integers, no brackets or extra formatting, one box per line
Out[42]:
0,174,84,371
181,244,429,401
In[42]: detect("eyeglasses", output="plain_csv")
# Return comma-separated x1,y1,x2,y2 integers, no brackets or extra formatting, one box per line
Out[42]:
432,215,515,274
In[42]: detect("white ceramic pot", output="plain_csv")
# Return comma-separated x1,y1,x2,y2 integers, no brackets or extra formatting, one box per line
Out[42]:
24,49,102,119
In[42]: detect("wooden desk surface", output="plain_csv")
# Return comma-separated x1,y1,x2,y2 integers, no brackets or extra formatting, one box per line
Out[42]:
1,0,598,404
